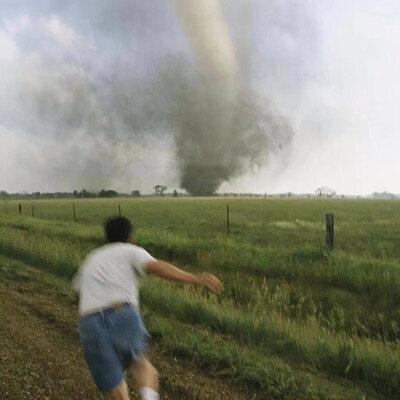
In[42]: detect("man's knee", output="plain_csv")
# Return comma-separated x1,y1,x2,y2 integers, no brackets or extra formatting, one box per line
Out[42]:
140,358,158,379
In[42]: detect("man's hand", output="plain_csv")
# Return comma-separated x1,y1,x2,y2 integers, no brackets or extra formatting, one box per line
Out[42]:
196,273,223,293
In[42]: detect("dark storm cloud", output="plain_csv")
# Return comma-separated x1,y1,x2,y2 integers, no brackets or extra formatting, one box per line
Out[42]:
0,0,311,193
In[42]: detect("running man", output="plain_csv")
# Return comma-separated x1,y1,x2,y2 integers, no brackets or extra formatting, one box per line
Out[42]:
72,216,222,400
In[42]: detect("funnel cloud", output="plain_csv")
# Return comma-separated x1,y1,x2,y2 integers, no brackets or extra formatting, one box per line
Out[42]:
171,0,293,195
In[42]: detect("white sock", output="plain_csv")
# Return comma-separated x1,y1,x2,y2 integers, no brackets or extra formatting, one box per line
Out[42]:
140,387,159,400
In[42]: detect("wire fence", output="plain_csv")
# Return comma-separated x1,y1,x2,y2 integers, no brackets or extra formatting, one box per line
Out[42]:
2,200,336,247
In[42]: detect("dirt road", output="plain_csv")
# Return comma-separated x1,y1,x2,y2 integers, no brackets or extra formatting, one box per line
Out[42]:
0,276,262,400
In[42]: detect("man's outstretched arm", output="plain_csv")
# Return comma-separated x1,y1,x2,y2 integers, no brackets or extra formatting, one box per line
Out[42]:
145,259,223,293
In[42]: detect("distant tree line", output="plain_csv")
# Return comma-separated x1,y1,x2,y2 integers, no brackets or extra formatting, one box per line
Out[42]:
0,189,144,200
3,189,397,200
1,190,77,200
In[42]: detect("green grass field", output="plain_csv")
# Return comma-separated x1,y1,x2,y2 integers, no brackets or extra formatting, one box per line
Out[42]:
1,197,400,399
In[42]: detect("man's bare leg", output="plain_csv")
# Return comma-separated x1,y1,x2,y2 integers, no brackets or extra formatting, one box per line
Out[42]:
130,356,159,400
110,380,130,400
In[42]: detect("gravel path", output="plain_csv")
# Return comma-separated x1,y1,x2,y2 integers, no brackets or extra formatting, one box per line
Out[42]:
0,277,263,400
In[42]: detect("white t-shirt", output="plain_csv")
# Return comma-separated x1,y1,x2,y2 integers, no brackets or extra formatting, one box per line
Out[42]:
72,243,156,317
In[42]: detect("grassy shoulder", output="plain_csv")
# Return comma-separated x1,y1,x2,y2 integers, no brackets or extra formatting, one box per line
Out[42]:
0,256,266,400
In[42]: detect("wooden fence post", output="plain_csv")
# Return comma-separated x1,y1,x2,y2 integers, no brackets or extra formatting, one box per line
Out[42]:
227,205,230,237
18,204,22,215
119,205,121,217
31,203,34,217
73,202,76,222
326,213,334,248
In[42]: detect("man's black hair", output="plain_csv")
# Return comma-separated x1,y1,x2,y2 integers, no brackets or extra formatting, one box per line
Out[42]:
104,216,133,243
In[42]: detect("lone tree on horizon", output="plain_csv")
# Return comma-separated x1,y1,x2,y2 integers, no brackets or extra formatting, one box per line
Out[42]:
315,187,336,198
154,185,168,197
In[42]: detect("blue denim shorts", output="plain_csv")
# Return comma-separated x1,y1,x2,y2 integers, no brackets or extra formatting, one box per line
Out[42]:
79,304,150,392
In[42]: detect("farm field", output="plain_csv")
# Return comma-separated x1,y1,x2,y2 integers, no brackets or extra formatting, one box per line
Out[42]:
1,197,400,399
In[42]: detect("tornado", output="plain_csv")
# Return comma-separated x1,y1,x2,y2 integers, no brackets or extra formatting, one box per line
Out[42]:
172,0,293,195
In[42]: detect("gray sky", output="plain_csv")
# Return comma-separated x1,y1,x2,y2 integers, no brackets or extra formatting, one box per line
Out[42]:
0,0,399,195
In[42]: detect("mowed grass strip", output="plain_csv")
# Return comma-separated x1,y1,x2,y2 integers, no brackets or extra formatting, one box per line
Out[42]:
5,197,400,256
